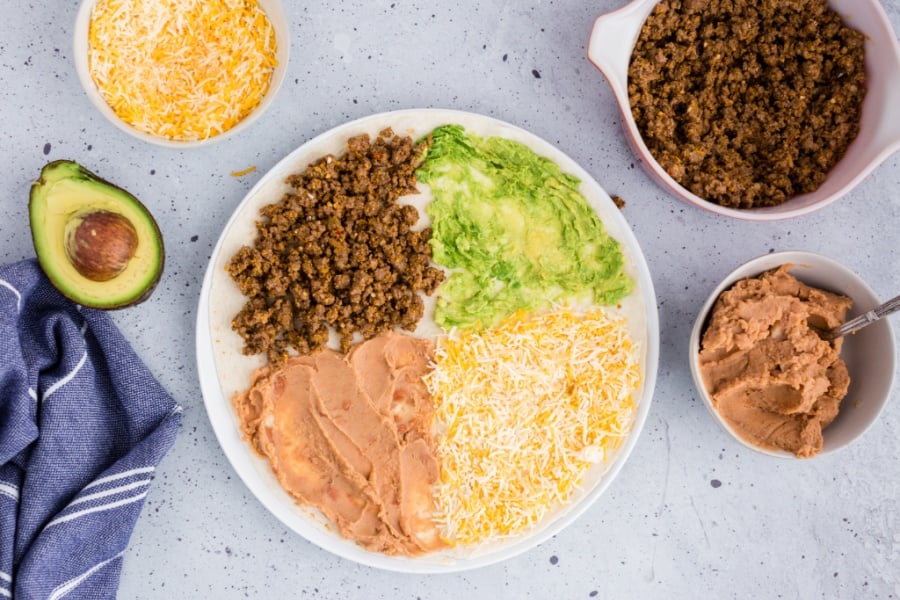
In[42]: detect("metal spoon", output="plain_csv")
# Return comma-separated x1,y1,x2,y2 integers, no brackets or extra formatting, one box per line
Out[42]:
819,293,900,341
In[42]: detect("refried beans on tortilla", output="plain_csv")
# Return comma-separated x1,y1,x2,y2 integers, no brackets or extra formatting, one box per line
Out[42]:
233,331,446,555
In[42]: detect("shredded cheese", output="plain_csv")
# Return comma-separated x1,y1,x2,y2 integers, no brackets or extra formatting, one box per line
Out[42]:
426,307,641,546
231,165,257,177
88,0,278,141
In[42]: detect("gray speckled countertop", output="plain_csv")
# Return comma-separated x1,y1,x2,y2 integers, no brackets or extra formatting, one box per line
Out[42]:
2,1,899,598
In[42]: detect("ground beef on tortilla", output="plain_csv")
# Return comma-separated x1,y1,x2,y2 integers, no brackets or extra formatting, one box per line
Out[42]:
226,128,445,364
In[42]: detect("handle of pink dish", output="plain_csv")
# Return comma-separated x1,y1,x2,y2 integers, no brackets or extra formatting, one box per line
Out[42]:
587,14,630,98
587,0,658,102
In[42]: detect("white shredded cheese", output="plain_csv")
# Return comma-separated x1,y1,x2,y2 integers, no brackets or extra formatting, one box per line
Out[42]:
88,0,278,141
426,307,641,546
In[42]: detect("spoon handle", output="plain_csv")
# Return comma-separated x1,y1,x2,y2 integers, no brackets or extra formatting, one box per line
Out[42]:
829,293,900,340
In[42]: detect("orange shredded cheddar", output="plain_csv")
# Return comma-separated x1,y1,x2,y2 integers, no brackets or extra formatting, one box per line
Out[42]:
426,307,641,546
230,166,258,177
88,0,278,141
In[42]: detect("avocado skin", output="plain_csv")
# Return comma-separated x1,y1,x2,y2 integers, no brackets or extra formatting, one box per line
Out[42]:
29,160,165,309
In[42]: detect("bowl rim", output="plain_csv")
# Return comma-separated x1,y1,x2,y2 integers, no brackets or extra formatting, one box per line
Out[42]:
72,0,291,148
587,0,900,221
688,250,897,459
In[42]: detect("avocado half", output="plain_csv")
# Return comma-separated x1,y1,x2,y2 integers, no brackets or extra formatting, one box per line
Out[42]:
29,160,165,309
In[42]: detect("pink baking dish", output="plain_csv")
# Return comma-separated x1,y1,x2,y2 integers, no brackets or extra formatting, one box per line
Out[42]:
588,0,900,221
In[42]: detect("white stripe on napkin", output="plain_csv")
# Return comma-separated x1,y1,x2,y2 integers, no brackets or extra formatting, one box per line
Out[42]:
42,351,87,401
45,491,149,528
28,387,37,401
0,572,10,582
0,278,21,313
47,550,125,600
83,466,155,492
67,478,152,509
0,483,18,501
0,587,10,598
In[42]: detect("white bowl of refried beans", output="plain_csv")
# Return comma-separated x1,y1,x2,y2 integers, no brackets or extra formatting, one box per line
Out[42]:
588,0,900,220
688,251,896,458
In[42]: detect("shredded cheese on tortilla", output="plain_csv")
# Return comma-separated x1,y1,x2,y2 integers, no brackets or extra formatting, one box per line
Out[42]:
88,0,277,141
426,307,641,546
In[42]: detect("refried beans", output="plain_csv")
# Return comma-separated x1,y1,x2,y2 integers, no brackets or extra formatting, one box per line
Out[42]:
698,265,852,457
233,331,446,555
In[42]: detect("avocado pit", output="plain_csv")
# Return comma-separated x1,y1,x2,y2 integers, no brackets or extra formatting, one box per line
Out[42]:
64,210,139,282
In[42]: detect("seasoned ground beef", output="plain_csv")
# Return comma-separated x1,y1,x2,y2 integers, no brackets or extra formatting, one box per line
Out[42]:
628,0,866,208
226,128,445,364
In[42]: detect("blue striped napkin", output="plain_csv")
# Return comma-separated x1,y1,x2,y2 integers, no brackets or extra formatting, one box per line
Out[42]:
0,259,182,599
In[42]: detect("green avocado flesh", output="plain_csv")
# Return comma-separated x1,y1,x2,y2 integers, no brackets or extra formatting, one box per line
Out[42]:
29,160,164,309
417,124,633,331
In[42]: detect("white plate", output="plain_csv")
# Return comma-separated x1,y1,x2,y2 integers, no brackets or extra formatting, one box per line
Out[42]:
196,109,660,572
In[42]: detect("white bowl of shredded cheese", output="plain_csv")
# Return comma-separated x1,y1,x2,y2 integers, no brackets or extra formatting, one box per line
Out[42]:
73,0,289,147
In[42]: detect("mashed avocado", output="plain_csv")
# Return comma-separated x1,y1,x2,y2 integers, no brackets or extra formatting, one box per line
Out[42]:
417,124,633,330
